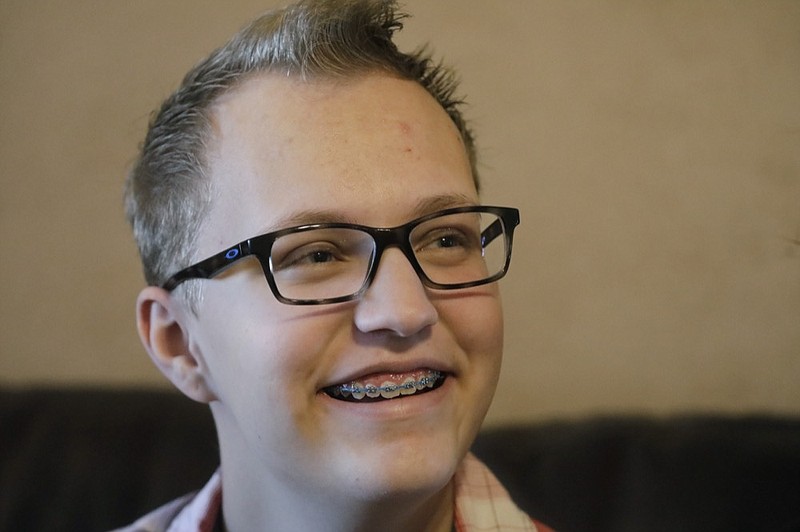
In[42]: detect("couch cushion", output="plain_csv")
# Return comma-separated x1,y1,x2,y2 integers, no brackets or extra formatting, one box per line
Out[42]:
472,416,800,532
0,387,217,531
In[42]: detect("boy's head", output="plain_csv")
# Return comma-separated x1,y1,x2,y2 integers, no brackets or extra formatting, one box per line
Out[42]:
127,1,518,528
125,0,478,304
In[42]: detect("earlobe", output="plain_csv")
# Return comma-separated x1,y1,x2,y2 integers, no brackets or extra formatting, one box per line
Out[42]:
136,286,218,403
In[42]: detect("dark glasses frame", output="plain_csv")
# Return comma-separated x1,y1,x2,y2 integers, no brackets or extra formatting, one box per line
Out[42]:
162,205,520,305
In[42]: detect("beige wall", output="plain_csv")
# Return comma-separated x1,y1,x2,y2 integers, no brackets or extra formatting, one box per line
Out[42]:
1,1,798,425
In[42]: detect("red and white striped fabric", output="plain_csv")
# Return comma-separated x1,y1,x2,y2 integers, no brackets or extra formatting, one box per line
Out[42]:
453,453,554,531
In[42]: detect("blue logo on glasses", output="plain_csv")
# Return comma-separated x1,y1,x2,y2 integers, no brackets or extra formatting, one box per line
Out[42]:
225,248,240,260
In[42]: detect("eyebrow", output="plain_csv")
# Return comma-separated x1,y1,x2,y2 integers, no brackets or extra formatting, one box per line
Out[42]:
259,193,478,234
260,209,359,233
412,193,477,216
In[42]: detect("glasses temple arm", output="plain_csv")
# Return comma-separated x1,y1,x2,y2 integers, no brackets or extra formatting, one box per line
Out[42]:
161,243,248,291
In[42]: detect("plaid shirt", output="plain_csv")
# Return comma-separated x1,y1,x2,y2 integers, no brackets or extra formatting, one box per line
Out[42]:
115,453,552,532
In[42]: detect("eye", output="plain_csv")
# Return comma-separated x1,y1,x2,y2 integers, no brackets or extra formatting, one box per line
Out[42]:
417,228,476,252
276,243,343,270
414,231,481,271
304,249,337,264
433,233,468,249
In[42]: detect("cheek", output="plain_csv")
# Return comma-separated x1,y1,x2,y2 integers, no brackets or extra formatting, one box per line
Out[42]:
439,291,504,454
194,285,347,426
200,317,320,402
438,290,505,394
449,291,504,358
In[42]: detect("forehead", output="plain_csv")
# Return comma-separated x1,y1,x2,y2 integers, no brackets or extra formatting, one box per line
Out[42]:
201,72,476,247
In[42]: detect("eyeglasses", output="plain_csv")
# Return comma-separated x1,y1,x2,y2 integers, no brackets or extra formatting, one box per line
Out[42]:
162,205,520,305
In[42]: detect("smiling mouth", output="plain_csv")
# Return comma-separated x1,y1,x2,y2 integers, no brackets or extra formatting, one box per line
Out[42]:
323,370,446,403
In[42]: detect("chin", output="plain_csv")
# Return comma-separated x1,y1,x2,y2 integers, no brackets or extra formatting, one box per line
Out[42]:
328,427,464,502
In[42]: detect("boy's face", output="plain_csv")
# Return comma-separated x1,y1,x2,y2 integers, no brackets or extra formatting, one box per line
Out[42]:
181,73,504,502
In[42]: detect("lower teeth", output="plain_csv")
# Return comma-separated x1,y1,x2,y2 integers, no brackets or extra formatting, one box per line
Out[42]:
326,371,444,402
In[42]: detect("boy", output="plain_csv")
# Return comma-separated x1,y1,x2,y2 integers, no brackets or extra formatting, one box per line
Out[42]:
122,1,548,530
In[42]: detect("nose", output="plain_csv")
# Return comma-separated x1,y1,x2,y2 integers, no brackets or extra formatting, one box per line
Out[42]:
353,248,438,337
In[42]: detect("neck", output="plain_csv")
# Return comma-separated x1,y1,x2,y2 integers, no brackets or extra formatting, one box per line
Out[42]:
220,466,455,532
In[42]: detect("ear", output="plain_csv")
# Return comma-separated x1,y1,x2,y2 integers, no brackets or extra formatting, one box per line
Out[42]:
136,286,218,403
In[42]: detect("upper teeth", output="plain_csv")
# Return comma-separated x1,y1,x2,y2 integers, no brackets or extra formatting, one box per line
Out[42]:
330,371,442,401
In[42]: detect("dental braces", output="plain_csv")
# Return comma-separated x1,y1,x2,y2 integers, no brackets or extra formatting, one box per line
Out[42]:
335,370,443,395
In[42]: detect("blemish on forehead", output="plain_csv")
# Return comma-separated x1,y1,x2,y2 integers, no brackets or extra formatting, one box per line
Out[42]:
397,120,414,153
